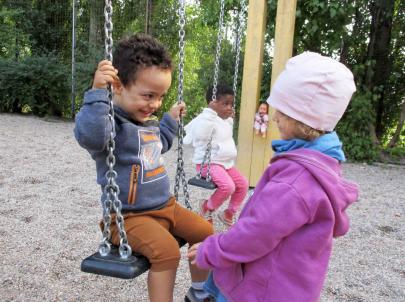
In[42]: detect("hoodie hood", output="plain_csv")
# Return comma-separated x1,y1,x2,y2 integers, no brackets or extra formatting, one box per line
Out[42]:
271,149,359,237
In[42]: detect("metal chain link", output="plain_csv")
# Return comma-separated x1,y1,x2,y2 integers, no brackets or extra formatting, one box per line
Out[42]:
173,0,191,209
99,0,132,259
177,0,186,106
196,134,214,182
104,1,113,62
211,0,226,102
232,0,246,112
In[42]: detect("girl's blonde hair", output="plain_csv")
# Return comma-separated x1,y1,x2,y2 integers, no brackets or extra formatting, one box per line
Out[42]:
278,111,325,141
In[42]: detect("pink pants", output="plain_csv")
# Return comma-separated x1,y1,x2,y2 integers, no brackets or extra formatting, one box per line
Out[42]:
196,164,248,214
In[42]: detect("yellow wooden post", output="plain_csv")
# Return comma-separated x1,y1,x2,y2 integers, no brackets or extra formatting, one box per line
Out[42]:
263,0,297,167
236,0,297,187
236,0,267,185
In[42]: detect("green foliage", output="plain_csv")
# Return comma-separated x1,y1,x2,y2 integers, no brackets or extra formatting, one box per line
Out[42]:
74,40,103,94
294,0,352,54
337,91,378,162
0,55,70,117
0,2,32,60
384,146,405,158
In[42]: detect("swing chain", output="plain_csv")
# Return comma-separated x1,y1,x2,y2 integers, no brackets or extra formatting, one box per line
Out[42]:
175,124,191,210
212,0,225,102
104,0,113,62
174,0,191,209
196,133,214,182
232,0,246,111
199,0,225,183
177,0,186,106
99,0,132,259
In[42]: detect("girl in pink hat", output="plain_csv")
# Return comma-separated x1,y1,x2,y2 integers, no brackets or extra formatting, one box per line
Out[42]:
188,52,359,302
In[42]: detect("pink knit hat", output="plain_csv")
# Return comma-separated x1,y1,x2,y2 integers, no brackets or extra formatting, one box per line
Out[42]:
267,52,356,131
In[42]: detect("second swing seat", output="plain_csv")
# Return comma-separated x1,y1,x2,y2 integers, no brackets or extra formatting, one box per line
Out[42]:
188,176,217,190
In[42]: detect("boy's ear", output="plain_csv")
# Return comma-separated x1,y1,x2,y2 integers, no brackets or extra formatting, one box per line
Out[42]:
112,79,123,95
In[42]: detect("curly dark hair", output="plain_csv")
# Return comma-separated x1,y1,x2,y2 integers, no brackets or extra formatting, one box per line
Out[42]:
205,84,234,104
112,33,172,87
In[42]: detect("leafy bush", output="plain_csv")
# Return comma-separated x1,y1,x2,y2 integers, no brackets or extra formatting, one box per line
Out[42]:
0,55,70,117
337,92,379,162
385,146,405,158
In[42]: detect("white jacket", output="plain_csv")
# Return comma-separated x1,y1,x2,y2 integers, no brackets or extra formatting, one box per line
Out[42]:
184,108,237,169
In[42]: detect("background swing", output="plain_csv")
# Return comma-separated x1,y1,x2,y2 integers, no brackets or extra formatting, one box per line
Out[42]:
187,0,246,190
81,0,189,280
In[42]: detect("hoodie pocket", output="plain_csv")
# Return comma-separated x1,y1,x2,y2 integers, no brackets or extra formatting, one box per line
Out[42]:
128,164,140,205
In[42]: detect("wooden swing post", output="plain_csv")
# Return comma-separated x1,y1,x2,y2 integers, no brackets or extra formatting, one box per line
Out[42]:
236,0,297,187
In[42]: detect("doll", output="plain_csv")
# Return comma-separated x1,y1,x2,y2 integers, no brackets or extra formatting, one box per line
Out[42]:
254,102,269,138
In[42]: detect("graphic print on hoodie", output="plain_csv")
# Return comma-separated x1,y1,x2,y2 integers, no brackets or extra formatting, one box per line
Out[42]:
138,129,166,181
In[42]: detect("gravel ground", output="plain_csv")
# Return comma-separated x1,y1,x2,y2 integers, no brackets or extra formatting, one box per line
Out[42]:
0,113,404,302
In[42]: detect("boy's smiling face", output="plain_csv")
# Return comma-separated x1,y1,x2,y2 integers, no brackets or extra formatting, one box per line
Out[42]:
113,66,172,123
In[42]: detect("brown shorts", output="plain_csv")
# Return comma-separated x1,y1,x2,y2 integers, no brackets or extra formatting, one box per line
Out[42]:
103,197,214,272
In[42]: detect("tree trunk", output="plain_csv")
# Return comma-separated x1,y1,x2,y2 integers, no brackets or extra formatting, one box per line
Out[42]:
340,2,362,64
89,0,104,50
388,101,405,148
145,0,152,35
364,0,395,142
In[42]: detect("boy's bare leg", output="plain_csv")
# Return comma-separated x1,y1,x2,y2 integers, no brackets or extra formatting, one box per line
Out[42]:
148,269,177,302
189,261,209,282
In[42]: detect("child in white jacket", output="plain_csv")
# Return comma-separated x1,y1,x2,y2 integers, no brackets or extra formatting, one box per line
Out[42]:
184,84,248,227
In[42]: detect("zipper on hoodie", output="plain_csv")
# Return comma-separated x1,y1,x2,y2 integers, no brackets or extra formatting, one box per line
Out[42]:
128,164,140,205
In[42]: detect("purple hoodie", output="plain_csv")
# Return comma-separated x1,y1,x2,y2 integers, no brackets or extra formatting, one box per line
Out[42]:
196,149,358,302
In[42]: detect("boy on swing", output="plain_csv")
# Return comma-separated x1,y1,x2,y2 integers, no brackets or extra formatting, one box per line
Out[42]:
74,33,213,302
184,84,249,227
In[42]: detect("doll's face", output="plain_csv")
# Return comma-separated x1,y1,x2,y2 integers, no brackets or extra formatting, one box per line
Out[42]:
258,103,268,115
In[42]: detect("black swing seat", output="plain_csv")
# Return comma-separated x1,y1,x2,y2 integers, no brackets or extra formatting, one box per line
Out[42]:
188,176,217,190
81,248,150,279
81,237,187,279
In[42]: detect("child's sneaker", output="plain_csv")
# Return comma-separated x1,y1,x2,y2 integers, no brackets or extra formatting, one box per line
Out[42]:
199,200,214,224
217,210,234,227
184,287,214,302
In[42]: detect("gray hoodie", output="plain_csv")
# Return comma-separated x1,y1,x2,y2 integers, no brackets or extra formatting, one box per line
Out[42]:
74,89,178,211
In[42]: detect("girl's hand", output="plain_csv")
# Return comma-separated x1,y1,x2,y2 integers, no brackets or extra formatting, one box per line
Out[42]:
187,242,201,265
92,60,119,89
169,101,186,121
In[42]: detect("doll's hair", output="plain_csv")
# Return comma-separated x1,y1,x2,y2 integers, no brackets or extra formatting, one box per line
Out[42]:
278,111,325,141
258,102,269,111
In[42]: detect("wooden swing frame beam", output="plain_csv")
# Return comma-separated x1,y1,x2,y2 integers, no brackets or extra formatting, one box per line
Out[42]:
236,0,297,187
